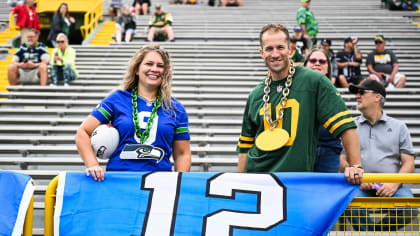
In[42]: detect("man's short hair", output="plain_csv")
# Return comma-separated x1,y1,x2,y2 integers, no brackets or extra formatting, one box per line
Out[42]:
259,23,290,48
23,27,39,35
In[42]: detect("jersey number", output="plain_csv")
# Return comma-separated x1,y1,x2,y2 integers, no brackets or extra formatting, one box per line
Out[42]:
141,173,286,236
135,111,158,144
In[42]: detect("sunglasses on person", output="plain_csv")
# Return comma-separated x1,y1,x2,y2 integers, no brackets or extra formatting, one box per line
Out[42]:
57,40,66,44
375,41,383,45
308,58,327,65
356,90,375,95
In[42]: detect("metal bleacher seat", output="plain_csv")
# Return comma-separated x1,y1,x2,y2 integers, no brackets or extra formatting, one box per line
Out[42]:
1,0,420,234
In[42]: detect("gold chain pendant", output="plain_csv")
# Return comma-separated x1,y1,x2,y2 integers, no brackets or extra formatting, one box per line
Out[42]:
255,61,295,151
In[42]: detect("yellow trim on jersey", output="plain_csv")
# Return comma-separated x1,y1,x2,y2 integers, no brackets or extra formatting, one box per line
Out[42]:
323,110,350,129
240,135,255,142
329,117,354,134
237,142,254,148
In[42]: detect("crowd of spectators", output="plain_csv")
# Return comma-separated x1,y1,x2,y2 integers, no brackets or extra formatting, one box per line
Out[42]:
382,0,419,10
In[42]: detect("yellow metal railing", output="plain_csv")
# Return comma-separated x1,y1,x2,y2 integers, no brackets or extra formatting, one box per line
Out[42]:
8,13,20,31
23,195,34,236
329,174,420,235
80,0,103,39
44,176,58,236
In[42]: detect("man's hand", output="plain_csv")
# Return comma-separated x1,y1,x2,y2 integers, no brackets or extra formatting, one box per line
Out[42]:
303,34,310,40
388,74,395,84
21,62,37,69
360,183,374,191
376,183,399,197
376,72,385,80
344,166,364,185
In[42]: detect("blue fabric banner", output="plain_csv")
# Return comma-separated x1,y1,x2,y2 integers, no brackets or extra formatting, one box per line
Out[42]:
0,171,34,236
55,172,359,236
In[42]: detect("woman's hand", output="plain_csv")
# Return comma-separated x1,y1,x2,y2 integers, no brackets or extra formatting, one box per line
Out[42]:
85,165,105,181
69,16,75,24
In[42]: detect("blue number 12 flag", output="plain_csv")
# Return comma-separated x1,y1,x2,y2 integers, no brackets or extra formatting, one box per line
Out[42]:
0,171,34,236
55,172,359,236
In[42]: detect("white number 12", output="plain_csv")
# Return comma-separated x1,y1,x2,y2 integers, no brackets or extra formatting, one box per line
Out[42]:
141,173,286,236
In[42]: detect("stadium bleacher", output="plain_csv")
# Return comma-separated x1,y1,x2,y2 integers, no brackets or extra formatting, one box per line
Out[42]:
0,0,420,234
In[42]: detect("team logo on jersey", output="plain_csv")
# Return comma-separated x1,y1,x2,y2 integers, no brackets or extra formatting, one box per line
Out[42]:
277,85,283,93
120,144,165,163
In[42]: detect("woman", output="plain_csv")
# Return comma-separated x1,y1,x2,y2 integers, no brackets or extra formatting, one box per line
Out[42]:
115,7,136,43
47,2,75,47
304,48,343,173
75,44,191,181
50,33,78,86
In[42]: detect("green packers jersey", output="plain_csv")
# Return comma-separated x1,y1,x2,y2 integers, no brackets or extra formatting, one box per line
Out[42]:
237,66,356,172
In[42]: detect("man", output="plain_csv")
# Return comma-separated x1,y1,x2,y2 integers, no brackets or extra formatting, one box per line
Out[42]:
147,5,174,42
10,0,40,31
342,79,417,231
320,38,338,85
336,37,363,88
8,28,49,86
292,26,308,59
237,23,363,185
366,35,406,88
296,0,318,49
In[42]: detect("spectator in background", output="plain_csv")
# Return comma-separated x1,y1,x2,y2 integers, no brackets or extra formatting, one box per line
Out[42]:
50,33,78,86
115,7,136,43
7,0,24,8
222,0,242,7
296,0,318,49
401,0,418,10
109,0,123,21
367,35,406,88
304,48,342,173
147,5,174,42
8,28,49,86
320,38,338,85
289,37,304,65
10,0,39,31
133,0,150,15
292,26,309,59
47,2,76,47
336,37,363,88
342,79,417,231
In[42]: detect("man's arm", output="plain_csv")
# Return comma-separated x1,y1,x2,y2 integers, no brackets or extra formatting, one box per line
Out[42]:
388,63,399,83
376,153,414,197
238,153,247,172
340,128,364,184
353,44,362,61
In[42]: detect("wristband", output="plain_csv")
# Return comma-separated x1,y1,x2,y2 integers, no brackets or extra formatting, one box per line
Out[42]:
350,165,363,170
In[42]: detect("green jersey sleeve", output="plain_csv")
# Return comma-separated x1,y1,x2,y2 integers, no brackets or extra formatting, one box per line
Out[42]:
317,76,356,138
237,94,257,153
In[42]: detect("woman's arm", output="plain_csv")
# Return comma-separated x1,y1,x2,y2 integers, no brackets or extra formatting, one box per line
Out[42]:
172,140,191,172
75,115,104,181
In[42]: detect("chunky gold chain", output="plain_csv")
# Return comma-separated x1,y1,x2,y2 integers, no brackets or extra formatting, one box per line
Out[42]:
263,60,296,129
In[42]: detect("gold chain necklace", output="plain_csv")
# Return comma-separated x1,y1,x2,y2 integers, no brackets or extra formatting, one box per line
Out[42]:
256,60,296,151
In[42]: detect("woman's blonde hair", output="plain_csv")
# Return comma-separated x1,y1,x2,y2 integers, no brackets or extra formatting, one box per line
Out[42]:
120,44,173,111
